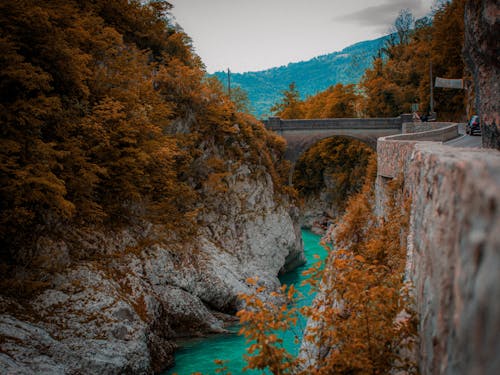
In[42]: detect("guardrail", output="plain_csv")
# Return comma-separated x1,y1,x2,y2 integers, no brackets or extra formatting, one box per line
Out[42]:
386,123,459,142
377,123,459,179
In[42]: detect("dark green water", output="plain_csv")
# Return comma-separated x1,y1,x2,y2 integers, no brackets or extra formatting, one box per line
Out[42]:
167,230,327,375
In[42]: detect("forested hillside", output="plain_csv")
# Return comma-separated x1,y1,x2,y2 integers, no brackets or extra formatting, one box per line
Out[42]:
271,2,468,122
0,0,289,269
212,36,388,117
0,1,303,372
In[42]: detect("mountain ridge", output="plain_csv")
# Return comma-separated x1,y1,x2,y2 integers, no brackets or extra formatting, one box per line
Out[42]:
212,35,389,118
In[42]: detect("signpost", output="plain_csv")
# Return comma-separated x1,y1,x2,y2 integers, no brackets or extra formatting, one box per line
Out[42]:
435,77,464,89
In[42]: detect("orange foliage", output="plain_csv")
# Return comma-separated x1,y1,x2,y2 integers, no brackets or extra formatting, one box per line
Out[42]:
237,278,302,374
360,0,468,120
272,82,361,120
0,0,292,267
236,172,417,374
294,138,375,214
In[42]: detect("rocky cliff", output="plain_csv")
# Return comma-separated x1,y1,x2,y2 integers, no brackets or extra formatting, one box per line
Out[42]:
299,172,340,234
464,0,500,149
0,165,304,374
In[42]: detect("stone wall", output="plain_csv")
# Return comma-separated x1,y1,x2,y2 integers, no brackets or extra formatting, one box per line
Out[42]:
376,123,458,178
376,131,500,374
385,123,459,143
402,122,456,134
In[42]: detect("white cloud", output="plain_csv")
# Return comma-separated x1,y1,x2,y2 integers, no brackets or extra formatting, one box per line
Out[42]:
333,0,432,31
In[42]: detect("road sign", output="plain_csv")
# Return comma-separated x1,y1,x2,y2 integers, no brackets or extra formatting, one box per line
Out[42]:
435,77,464,89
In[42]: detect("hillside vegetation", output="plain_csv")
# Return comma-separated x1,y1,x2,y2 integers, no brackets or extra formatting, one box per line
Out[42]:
237,1,469,374
0,0,290,269
271,1,468,122
294,137,374,217
212,37,388,117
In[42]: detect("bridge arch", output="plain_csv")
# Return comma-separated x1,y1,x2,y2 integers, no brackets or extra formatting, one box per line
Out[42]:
263,116,407,184
283,132,378,165
263,116,405,164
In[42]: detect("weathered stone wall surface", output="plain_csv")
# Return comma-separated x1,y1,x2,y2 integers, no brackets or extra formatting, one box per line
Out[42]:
464,0,500,150
407,143,500,375
377,132,500,374
377,139,420,178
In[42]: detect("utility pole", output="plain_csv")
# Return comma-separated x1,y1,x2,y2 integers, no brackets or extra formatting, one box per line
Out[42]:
227,68,231,100
430,60,434,114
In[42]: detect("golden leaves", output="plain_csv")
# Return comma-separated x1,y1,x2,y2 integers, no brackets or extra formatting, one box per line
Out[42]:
231,174,416,374
236,280,303,374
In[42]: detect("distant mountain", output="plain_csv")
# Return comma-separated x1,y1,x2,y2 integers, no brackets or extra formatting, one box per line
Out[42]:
212,35,389,118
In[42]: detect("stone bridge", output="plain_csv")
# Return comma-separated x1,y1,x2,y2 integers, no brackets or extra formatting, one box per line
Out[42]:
262,115,411,163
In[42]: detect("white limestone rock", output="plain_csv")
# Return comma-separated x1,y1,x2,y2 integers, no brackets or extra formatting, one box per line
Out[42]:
0,165,304,374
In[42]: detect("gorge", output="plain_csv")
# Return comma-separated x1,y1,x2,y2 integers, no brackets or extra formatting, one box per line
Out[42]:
167,230,328,375
0,156,305,374
1,0,499,374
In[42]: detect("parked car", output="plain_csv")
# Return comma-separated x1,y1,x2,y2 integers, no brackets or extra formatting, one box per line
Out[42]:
466,115,481,135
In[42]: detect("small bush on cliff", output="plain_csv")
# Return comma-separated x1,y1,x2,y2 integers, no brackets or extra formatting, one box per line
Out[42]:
293,137,374,214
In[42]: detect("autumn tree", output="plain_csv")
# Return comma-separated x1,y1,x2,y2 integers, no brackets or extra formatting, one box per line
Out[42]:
302,84,360,118
429,0,467,120
237,159,417,374
360,0,467,120
393,8,415,46
0,0,291,268
360,58,404,117
293,137,374,214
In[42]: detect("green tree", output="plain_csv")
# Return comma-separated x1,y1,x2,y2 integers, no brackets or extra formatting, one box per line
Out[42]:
271,82,303,118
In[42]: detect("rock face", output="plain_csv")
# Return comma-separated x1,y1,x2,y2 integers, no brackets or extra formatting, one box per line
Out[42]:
0,165,304,374
299,172,340,234
463,0,500,149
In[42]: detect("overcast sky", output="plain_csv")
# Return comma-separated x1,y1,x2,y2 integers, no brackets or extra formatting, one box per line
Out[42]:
169,0,435,73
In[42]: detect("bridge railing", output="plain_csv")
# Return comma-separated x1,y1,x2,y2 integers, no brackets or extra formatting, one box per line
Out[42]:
262,116,404,131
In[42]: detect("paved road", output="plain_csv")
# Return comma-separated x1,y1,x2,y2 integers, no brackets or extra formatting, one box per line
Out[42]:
445,123,482,148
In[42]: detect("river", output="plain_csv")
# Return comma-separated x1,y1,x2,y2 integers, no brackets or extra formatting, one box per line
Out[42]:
166,229,328,375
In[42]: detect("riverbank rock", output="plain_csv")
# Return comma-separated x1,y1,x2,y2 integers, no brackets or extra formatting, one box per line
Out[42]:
0,165,304,374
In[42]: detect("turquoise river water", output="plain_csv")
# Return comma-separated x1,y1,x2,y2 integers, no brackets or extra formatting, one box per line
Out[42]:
166,230,328,375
